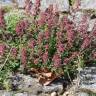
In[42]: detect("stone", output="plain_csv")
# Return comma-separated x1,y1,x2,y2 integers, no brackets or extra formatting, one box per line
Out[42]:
40,0,69,12
10,74,43,95
14,93,28,96
1,0,69,11
43,84,63,94
56,0,69,12
79,67,96,93
80,0,96,10
69,11,96,32
8,74,66,95
88,19,96,32
0,91,13,96
17,0,26,8
77,92,89,96
0,0,14,8
51,92,57,96
68,11,84,28
0,0,12,4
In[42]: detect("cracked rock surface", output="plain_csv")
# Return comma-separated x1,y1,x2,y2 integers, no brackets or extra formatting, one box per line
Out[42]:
79,67,96,93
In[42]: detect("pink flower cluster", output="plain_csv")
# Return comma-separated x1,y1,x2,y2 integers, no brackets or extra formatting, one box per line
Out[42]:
0,0,96,74
93,52,96,59
15,20,29,36
34,58,39,65
56,31,65,54
21,47,27,66
11,47,18,58
63,52,78,64
37,32,44,44
38,5,59,28
31,0,41,16
52,53,61,67
25,0,32,14
44,30,50,40
0,8,5,28
64,18,75,46
57,43,65,54
92,22,96,38
28,39,36,49
16,5,96,68
42,51,48,64
0,44,5,56
81,35,91,50
77,14,89,37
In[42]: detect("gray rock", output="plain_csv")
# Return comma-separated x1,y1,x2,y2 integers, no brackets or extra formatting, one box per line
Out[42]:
0,0,12,4
78,92,89,96
43,83,63,94
8,74,66,95
0,91,38,96
1,0,69,12
79,67,96,93
88,19,96,31
10,74,43,95
0,91,13,96
0,0,14,8
80,0,96,10
17,0,26,8
40,0,69,12
14,93,28,96
28,94,37,96
69,11,96,32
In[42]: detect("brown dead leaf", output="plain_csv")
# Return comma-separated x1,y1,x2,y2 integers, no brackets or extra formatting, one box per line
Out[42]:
42,72,52,78
38,76,47,85
43,76,57,86
29,67,59,86
30,68,39,74
41,68,50,73
38,72,58,86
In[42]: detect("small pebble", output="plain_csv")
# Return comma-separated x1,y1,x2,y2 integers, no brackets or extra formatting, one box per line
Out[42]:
63,92,69,96
51,92,57,96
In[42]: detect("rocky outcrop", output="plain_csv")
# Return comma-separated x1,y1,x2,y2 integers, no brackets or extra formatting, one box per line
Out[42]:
1,0,70,12
0,74,64,96
80,0,96,10
40,0,69,12
79,67,96,93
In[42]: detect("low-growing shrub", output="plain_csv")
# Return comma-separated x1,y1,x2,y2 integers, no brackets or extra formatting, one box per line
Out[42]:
0,0,96,89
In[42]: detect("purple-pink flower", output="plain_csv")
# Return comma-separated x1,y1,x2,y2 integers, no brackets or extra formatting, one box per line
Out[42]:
0,44,5,56
11,47,18,58
52,53,61,67
0,9,5,28
37,32,44,44
15,20,29,36
63,52,78,64
57,43,65,53
66,29,74,46
25,0,32,14
42,51,48,63
56,31,63,40
77,14,89,37
44,30,50,40
28,39,36,49
92,22,96,37
34,58,39,65
63,58,70,65
92,52,96,59
21,47,27,66
32,0,41,16
44,44,49,51
81,36,91,50
38,12,47,26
